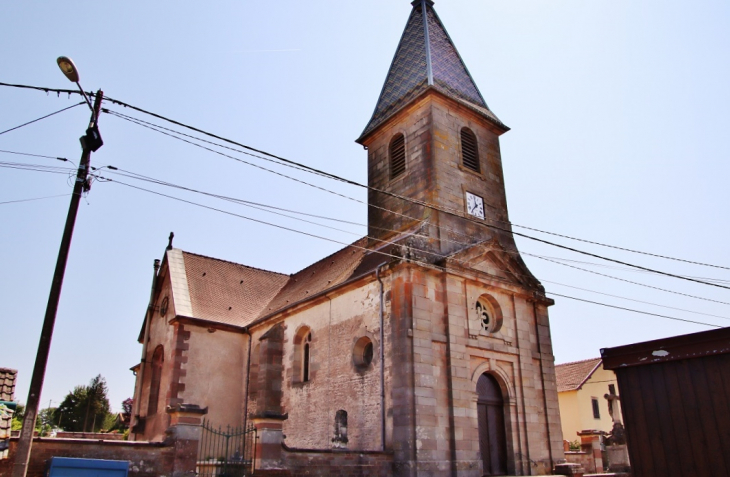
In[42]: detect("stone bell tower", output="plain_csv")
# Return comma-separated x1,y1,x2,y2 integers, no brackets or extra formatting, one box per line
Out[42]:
356,2,564,476
356,0,518,262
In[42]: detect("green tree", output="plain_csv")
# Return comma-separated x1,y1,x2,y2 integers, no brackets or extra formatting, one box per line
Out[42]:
9,404,43,432
53,375,112,432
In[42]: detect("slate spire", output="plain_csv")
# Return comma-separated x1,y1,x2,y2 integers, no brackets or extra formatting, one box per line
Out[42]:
358,0,505,142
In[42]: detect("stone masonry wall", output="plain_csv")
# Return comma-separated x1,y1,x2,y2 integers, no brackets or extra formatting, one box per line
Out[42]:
395,261,563,476
135,268,177,441
249,279,388,452
0,438,174,477
182,325,247,429
363,95,435,246
280,446,394,477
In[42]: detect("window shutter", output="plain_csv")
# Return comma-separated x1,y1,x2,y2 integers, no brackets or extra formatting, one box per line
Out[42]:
461,128,480,173
390,134,406,179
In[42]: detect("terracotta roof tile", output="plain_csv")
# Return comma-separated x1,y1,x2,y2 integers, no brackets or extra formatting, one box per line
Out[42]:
182,252,288,327
555,358,602,393
262,238,370,316
176,238,380,328
0,368,17,402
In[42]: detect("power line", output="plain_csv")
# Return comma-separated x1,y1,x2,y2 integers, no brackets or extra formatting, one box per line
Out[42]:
543,280,730,320
0,149,69,162
525,252,730,284
103,112,483,247
547,292,722,328
514,223,730,271
102,177,439,271
103,108,730,289
0,102,85,136
0,81,87,97
0,194,70,206
116,178,722,329
92,168,726,328
5,81,728,277
93,162,729,310
535,255,730,306
0,161,75,175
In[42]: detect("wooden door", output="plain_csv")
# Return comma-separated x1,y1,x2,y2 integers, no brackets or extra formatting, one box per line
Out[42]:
477,373,507,476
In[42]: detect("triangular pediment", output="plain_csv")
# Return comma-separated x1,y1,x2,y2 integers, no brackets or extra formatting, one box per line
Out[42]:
446,239,541,290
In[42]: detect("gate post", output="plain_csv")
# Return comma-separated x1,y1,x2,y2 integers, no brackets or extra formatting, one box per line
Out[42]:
250,414,287,470
166,403,208,477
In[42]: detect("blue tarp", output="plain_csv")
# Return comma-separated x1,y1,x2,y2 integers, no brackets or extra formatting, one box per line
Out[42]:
48,457,129,477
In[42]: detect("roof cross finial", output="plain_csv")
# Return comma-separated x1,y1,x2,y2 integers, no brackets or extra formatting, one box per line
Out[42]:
167,231,175,250
411,0,434,7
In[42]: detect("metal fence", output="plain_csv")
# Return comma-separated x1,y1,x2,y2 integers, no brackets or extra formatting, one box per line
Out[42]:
197,419,256,477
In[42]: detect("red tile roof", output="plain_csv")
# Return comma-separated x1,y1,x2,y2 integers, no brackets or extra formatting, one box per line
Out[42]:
262,238,369,316
182,252,289,327
555,358,602,393
175,238,376,328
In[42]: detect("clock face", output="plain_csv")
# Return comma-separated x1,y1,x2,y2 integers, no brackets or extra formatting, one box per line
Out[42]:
466,192,485,219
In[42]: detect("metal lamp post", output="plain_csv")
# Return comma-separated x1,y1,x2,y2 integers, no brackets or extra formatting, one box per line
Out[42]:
11,58,104,477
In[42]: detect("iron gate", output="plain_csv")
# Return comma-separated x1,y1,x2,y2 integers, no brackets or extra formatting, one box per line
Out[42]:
197,419,256,476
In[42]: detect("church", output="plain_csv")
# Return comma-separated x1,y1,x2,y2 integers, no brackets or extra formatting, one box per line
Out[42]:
129,1,565,475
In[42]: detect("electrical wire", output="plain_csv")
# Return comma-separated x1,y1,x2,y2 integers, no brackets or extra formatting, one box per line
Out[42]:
535,255,730,306
103,108,730,289
94,173,724,329
93,164,730,311
524,252,730,284
4,81,728,273
543,280,730,320
0,161,75,175
0,193,70,206
514,223,730,271
0,102,85,136
4,81,728,280
546,292,722,328
100,177,439,270
0,149,70,162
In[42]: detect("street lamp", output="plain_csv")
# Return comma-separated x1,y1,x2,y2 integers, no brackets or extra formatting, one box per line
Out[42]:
11,59,104,477
56,57,93,113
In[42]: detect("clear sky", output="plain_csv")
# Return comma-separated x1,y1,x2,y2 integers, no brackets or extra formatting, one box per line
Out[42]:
1,0,729,413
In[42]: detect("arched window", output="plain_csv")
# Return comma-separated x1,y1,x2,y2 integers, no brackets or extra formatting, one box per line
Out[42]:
389,133,406,179
303,332,311,382
147,345,164,415
461,127,480,173
333,410,348,448
293,326,313,383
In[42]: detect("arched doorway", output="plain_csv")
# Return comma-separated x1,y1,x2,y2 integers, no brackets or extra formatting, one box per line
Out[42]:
477,373,508,475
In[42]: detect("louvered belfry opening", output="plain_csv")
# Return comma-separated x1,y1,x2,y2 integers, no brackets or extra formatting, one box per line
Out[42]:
461,127,480,173
390,133,406,179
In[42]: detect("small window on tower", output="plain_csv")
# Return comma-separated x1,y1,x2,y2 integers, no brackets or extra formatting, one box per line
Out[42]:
460,127,480,173
389,133,406,179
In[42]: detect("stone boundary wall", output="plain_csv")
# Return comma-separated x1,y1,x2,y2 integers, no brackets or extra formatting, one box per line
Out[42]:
280,445,394,477
0,437,174,477
564,450,596,474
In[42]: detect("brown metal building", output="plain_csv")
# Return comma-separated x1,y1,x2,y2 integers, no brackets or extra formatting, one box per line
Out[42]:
601,327,730,477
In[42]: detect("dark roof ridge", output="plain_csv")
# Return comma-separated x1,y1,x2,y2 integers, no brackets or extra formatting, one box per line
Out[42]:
179,249,288,277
